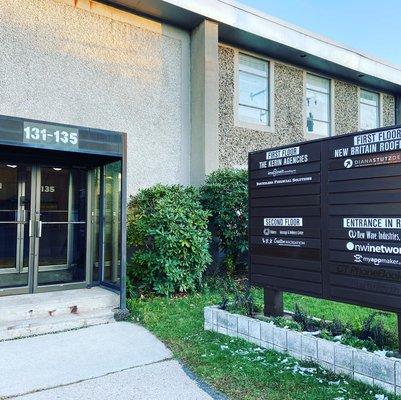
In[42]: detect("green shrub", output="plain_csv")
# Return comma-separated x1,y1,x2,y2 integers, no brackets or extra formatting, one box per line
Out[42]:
324,318,346,337
357,312,396,350
127,184,212,296
293,304,319,332
200,169,248,275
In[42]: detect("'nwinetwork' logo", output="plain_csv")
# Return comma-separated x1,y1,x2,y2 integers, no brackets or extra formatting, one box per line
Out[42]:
346,241,401,255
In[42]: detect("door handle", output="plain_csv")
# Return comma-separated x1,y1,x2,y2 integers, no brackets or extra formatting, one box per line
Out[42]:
37,221,43,238
29,220,33,237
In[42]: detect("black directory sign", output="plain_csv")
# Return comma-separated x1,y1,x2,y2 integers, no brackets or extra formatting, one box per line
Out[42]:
249,125,401,312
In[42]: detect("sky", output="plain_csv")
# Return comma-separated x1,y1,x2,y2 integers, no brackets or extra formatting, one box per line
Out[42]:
238,0,401,67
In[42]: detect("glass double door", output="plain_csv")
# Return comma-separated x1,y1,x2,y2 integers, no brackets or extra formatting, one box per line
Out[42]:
0,164,87,294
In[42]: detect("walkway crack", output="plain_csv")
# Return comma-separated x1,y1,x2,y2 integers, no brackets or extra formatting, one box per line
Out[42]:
3,357,174,399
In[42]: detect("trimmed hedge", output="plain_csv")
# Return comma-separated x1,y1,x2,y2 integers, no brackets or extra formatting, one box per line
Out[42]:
127,184,211,296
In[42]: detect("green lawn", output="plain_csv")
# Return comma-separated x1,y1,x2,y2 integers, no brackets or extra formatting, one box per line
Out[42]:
262,290,397,334
128,289,401,400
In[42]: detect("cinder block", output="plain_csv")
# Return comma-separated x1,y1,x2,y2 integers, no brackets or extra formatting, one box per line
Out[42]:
302,334,317,360
238,315,249,336
248,336,261,346
218,310,228,327
261,340,273,350
227,314,238,332
353,350,373,377
237,333,248,341
396,386,401,395
217,326,228,335
212,308,218,325
317,338,334,365
318,360,335,372
273,326,287,350
260,321,274,343
204,322,212,331
227,329,237,338
204,307,213,324
354,372,373,385
249,319,261,339
273,345,286,354
334,365,353,377
371,354,395,384
395,361,401,387
373,379,395,393
334,343,354,370
287,330,302,356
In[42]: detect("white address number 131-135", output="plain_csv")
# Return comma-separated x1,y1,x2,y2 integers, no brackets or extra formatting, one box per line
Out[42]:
24,126,78,145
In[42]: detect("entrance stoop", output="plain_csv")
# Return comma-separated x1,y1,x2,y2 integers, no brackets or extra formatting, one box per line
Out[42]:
0,287,119,341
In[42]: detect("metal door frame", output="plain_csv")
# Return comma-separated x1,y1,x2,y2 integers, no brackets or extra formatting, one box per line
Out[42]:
31,165,90,293
0,165,91,296
0,165,30,296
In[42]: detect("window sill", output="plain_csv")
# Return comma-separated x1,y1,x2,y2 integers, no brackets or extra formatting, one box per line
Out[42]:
234,120,275,134
303,132,329,141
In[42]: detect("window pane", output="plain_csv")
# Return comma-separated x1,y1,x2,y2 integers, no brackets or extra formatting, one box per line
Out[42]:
238,105,268,125
361,90,379,107
103,161,121,286
306,118,330,136
360,103,379,130
239,71,268,109
239,53,267,75
307,74,330,93
306,89,329,122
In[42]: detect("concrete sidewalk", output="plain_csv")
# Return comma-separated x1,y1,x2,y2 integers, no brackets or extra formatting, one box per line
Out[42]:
0,322,213,399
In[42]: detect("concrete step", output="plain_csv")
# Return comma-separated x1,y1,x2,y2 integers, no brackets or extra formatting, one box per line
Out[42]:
0,287,120,341
0,287,119,322
0,308,116,341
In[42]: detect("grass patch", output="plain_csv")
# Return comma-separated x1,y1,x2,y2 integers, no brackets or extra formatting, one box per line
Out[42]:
128,290,400,400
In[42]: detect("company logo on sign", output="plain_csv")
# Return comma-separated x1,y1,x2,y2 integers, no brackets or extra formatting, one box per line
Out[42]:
344,159,353,168
346,241,401,255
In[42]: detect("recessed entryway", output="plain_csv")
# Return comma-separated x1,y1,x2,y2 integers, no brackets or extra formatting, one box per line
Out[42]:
0,114,127,308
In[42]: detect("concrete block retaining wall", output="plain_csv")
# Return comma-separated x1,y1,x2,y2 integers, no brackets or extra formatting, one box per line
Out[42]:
204,306,401,394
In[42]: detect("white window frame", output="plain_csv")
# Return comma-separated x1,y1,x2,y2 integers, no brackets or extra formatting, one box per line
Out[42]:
303,72,334,140
234,50,275,133
358,88,383,131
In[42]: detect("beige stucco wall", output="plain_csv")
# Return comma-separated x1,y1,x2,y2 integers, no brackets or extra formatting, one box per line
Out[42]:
218,43,396,167
0,0,190,195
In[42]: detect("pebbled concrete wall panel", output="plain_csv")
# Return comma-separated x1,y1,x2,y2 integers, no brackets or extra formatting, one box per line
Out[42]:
383,93,396,127
218,44,397,163
218,45,303,168
0,0,190,194
334,80,359,135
